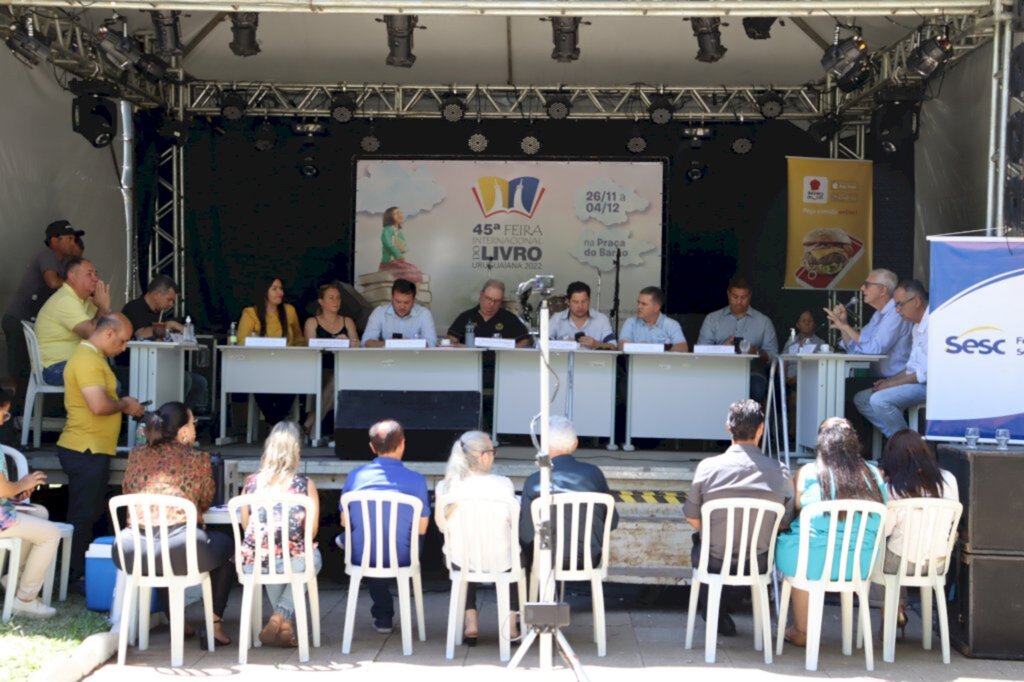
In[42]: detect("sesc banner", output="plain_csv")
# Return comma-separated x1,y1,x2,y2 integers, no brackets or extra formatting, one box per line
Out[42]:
927,236,1024,442
784,157,873,291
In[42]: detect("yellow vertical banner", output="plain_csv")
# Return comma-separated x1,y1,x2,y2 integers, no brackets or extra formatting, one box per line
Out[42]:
785,157,873,291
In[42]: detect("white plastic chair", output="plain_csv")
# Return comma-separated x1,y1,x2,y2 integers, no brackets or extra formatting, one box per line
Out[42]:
685,498,786,664
775,499,888,672
0,538,22,623
869,497,963,664
109,494,216,667
437,493,526,662
871,404,922,457
229,493,321,664
529,492,616,657
339,490,426,656
20,321,65,449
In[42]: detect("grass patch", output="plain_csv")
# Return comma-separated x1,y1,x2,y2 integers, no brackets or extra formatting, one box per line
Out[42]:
0,594,110,682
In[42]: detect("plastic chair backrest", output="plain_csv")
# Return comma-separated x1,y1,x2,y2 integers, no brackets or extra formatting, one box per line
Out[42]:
531,492,615,579
1,445,29,480
109,493,202,581
794,499,887,586
885,497,963,580
437,493,521,576
229,492,317,583
340,490,423,573
21,321,47,385
697,497,786,578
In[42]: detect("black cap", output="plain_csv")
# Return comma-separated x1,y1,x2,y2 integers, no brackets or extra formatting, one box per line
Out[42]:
44,220,85,246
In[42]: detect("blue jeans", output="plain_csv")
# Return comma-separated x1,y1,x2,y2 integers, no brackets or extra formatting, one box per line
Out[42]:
853,384,927,438
243,549,323,621
42,361,67,386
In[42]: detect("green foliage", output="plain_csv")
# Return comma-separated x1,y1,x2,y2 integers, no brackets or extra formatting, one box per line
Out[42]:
0,594,109,682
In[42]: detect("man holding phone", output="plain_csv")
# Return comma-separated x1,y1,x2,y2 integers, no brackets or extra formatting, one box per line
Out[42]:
361,279,437,347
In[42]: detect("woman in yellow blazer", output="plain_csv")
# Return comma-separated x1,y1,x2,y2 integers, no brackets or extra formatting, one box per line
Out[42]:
238,277,304,425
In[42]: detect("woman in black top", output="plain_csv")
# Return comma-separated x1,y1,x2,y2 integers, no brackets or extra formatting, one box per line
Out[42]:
303,282,359,435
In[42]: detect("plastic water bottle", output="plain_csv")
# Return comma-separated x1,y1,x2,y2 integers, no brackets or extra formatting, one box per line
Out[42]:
228,321,238,346
464,321,476,347
183,316,196,343
786,327,797,354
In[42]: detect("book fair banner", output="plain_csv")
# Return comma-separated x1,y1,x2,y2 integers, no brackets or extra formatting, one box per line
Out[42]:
784,157,873,291
353,160,664,330
926,236,1024,443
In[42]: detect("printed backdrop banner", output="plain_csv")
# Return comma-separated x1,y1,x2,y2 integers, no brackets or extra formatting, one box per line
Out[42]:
354,160,664,331
784,157,873,291
926,236,1024,442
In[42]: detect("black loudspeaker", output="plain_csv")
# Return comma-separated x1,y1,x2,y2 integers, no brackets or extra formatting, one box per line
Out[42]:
949,547,1024,659
869,100,920,156
938,445,1024,554
334,389,481,461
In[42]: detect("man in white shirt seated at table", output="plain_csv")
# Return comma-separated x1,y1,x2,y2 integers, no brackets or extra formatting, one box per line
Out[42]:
362,278,437,347
549,281,616,350
617,286,688,352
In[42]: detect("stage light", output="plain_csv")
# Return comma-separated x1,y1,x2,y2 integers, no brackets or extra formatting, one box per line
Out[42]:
330,93,357,123
907,35,953,80
468,131,488,153
546,94,571,120
686,161,708,182
626,135,647,154
96,26,168,82
690,18,726,63
220,91,247,120
648,96,674,125
254,121,277,152
72,95,117,148
440,93,466,122
150,10,182,58
757,90,784,119
297,141,319,178
822,34,870,92
383,15,418,68
229,12,260,57
870,101,919,155
549,16,582,62
361,134,381,152
731,137,753,155
5,16,51,67
807,114,842,144
292,121,326,136
521,134,541,155
157,115,190,147
742,17,777,40
683,126,713,149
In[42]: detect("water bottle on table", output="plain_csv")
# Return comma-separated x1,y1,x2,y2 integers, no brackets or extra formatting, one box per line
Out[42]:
228,321,238,346
465,321,476,347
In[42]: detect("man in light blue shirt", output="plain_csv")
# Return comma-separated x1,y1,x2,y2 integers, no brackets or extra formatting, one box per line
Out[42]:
618,286,687,351
823,268,912,378
549,281,616,349
362,278,437,347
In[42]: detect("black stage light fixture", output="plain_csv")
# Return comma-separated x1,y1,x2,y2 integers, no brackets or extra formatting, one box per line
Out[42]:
742,17,777,40
468,130,489,153
686,161,708,182
731,137,753,154
1012,43,1024,98
870,101,920,155
907,35,954,80
648,96,675,125
157,114,190,147
521,133,541,155
757,90,784,119
220,91,247,120
72,95,117,148
361,133,381,152
297,141,319,178
546,94,572,120
254,121,277,152
440,93,466,122
383,15,418,68
96,26,168,82
807,113,842,144
150,10,182,58
626,134,647,154
690,18,727,63
549,16,582,62
5,16,51,66
229,12,260,57
821,34,870,92
683,126,713,149
330,93,357,123
1008,112,1024,165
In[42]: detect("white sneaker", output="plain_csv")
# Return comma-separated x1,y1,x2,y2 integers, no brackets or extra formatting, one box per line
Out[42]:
13,598,57,619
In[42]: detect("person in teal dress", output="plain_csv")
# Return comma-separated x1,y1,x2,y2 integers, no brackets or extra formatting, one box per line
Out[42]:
378,207,421,279
775,417,887,646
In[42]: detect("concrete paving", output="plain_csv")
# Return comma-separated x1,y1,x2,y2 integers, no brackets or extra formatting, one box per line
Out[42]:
84,580,1024,681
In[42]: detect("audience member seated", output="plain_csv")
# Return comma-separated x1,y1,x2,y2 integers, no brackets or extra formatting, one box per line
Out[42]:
785,311,827,383
878,429,959,634
435,430,521,646
303,281,359,434
34,258,112,386
237,276,304,427
340,419,430,635
0,389,60,618
447,280,532,347
617,286,687,351
239,421,322,648
774,417,887,647
362,279,437,347
549,281,616,350
684,400,795,636
117,401,234,647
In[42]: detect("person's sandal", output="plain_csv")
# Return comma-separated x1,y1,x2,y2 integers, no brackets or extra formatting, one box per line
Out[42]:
198,617,232,650
463,608,479,647
259,613,285,647
784,626,807,647
275,618,299,648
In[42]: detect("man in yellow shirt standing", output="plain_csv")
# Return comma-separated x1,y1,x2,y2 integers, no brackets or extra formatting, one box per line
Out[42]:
57,313,144,584
34,258,112,385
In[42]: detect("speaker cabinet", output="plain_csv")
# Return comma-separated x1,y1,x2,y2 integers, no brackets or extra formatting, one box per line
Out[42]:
949,547,1024,659
938,445,1024,554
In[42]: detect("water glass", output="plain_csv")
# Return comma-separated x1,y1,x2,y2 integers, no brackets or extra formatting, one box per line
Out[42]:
964,427,980,449
995,428,1011,450
739,339,752,355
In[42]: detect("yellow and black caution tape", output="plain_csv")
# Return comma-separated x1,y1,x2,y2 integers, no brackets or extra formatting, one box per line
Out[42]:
612,490,687,505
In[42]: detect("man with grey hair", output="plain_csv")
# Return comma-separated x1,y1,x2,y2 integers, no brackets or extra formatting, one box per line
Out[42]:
446,279,532,347
519,416,619,567
684,400,795,635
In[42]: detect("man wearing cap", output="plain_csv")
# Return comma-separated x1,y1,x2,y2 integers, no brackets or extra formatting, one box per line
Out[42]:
2,220,84,403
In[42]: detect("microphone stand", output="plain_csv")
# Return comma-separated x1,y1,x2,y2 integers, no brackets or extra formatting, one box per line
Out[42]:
610,248,622,334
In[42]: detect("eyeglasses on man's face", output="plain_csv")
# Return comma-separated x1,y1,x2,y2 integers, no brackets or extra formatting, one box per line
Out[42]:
894,295,917,309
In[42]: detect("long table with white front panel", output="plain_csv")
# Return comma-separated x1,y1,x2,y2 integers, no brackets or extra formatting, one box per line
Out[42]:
126,341,201,448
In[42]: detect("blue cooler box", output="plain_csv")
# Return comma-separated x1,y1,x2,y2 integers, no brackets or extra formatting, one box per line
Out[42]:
85,536,160,613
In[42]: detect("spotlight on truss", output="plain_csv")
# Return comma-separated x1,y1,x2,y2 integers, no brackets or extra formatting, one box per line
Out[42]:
521,133,541,155
72,95,117,148
626,134,647,154
297,141,319,178
742,17,777,40
822,33,870,92
686,161,708,182
361,133,381,152
468,130,489,153
229,12,260,57
254,120,277,152
220,91,247,120
330,93,357,123
683,126,714,149
440,93,466,122
150,10,182,58
549,16,582,62
96,25,168,82
382,15,418,68
5,16,51,66
807,114,842,144
690,18,726,63
731,137,753,154
757,90,784,119
648,96,675,125
907,35,953,80
546,94,572,120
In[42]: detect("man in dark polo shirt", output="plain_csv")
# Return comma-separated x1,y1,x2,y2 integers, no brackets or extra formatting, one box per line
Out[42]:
683,399,795,635
446,279,532,347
